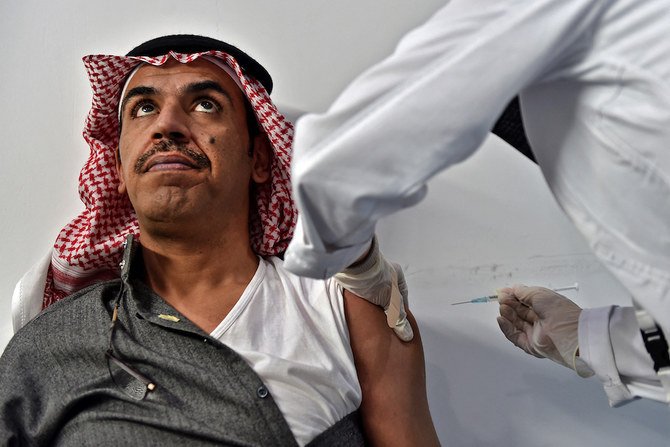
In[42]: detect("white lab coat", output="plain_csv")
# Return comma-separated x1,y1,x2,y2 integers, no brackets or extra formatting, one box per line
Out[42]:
284,0,670,405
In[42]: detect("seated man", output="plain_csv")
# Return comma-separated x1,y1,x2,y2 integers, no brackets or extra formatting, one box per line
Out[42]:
0,35,438,446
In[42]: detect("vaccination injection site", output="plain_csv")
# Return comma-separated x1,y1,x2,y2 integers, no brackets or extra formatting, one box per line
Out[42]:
1,0,669,445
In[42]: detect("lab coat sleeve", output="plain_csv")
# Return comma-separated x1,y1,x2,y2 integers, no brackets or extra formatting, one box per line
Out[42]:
579,306,667,406
283,0,612,278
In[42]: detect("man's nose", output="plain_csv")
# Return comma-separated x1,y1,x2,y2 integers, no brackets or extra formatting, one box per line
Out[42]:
151,103,191,143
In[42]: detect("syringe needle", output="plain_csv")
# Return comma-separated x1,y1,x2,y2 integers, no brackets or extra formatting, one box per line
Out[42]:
451,295,498,305
451,283,579,305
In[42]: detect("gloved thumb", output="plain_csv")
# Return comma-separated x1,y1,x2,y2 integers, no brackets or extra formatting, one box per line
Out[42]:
393,316,414,342
386,268,414,342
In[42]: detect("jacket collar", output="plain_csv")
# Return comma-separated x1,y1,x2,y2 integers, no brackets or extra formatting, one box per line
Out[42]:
118,233,210,337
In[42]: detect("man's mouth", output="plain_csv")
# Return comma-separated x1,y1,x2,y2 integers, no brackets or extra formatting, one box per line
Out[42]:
134,141,211,173
144,154,201,172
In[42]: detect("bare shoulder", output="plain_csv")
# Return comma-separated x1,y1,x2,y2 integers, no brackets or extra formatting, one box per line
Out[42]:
343,290,440,447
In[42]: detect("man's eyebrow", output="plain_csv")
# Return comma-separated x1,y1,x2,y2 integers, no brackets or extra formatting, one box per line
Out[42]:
184,81,234,104
120,86,157,117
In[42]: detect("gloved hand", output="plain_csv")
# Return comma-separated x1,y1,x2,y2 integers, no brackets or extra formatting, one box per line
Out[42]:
496,285,593,377
334,236,414,342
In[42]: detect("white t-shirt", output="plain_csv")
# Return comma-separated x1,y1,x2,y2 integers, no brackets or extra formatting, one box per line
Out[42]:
209,256,361,446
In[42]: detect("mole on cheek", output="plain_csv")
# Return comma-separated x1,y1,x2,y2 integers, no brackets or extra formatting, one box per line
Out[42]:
209,136,216,144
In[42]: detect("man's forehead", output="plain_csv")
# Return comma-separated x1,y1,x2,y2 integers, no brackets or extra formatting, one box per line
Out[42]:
127,59,240,93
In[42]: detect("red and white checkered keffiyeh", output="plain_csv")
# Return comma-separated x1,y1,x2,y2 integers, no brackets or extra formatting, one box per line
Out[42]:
44,51,296,308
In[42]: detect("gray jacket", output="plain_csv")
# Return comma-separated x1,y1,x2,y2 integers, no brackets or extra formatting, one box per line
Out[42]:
0,238,364,446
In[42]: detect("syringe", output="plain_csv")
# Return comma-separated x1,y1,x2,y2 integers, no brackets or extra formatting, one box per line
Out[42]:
451,283,579,305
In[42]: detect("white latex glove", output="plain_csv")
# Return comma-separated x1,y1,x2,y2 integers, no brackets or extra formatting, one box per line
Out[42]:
334,237,414,342
497,284,594,377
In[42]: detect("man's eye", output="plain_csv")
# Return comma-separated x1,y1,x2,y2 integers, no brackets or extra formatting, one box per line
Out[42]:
195,100,219,113
134,103,156,117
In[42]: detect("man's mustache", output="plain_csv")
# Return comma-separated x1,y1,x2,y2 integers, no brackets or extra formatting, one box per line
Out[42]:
134,140,211,173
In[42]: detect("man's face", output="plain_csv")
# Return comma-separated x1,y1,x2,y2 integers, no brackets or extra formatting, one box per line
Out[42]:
116,59,270,229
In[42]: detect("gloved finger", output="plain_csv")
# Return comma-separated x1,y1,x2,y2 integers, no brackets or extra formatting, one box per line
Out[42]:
496,287,516,305
499,303,534,334
497,315,525,348
385,269,414,342
511,284,548,309
393,315,414,342
386,298,414,342
385,268,401,327
499,285,539,321
500,294,539,325
514,300,538,323
393,274,414,341
496,316,543,358
498,286,538,320
391,263,409,306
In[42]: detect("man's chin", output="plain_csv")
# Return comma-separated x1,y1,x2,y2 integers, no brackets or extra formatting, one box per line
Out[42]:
131,187,199,222
139,206,197,230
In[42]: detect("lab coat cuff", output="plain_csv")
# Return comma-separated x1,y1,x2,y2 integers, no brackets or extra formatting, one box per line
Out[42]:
283,240,372,279
579,306,635,406
341,236,378,274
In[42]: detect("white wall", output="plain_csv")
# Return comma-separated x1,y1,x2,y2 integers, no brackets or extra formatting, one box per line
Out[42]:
377,137,670,445
1,0,668,445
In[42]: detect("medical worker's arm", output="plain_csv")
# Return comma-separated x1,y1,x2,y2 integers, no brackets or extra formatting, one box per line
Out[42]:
283,0,612,278
344,291,439,446
498,285,667,406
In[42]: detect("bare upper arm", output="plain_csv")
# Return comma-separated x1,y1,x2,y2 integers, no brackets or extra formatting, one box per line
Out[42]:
343,290,440,446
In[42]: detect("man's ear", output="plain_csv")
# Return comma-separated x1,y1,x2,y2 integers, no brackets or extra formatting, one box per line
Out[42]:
250,134,272,184
116,148,127,195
